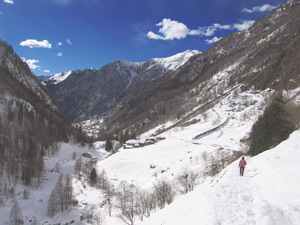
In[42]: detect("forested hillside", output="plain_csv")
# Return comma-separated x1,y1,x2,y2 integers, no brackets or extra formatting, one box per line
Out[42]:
0,38,89,194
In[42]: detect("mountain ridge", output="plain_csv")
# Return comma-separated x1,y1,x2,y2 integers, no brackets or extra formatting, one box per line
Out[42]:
79,0,300,138
42,50,200,123
1,1,300,224
40,1,300,139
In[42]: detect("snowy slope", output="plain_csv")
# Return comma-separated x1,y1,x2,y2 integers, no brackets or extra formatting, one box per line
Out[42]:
45,71,74,85
1,88,299,225
153,50,200,71
139,130,300,225
44,70,84,85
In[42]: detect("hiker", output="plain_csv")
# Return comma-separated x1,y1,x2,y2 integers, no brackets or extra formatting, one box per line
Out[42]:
238,157,247,176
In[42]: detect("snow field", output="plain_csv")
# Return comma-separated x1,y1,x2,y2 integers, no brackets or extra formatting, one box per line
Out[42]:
2,88,300,225
139,130,300,225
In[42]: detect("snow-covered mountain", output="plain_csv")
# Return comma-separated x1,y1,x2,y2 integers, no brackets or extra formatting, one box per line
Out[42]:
1,1,300,225
0,39,57,111
43,50,199,123
1,85,299,225
151,50,200,71
75,0,300,139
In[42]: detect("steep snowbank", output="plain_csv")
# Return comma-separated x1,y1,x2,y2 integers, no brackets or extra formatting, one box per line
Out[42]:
139,130,300,225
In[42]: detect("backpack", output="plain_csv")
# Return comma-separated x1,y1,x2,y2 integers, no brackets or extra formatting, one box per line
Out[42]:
240,159,245,167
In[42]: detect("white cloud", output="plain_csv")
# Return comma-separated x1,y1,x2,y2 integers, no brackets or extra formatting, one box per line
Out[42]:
43,70,50,73
214,23,231,30
20,39,52,48
205,36,222,44
242,4,277,13
147,18,254,41
147,19,231,41
193,24,231,37
57,52,63,57
4,0,14,4
57,42,62,46
233,20,255,31
21,58,40,70
147,19,190,40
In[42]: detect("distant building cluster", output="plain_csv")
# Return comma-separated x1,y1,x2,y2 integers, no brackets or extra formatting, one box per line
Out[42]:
123,136,166,149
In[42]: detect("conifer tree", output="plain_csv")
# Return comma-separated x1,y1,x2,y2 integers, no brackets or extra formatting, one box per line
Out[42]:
56,174,64,213
249,93,295,156
74,157,82,178
47,188,59,217
64,174,73,210
90,168,97,186
9,198,23,225
105,139,113,152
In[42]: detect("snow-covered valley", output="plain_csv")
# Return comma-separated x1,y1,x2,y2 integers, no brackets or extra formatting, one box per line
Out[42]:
2,88,299,225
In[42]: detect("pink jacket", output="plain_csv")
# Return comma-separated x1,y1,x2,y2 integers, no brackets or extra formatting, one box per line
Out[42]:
239,159,247,168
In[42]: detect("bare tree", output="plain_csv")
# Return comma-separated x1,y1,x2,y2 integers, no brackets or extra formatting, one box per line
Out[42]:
93,210,105,225
135,189,156,220
103,180,114,217
98,169,108,190
154,178,176,209
116,180,130,213
82,204,96,223
83,160,93,179
217,149,231,169
176,167,199,194
117,181,137,225
201,151,208,163
206,155,222,176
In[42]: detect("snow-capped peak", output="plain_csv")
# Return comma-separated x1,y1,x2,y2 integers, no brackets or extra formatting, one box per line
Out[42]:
45,70,82,85
153,50,200,70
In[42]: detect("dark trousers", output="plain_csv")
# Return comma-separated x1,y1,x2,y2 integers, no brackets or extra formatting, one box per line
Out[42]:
240,167,245,176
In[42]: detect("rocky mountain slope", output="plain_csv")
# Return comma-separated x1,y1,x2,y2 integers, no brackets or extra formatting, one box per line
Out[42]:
42,1,300,140
43,50,199,123
81,0,300,138
0,39,57,111
0,38,87,188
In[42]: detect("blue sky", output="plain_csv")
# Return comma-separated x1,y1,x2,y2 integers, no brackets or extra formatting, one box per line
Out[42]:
1,0,287,76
